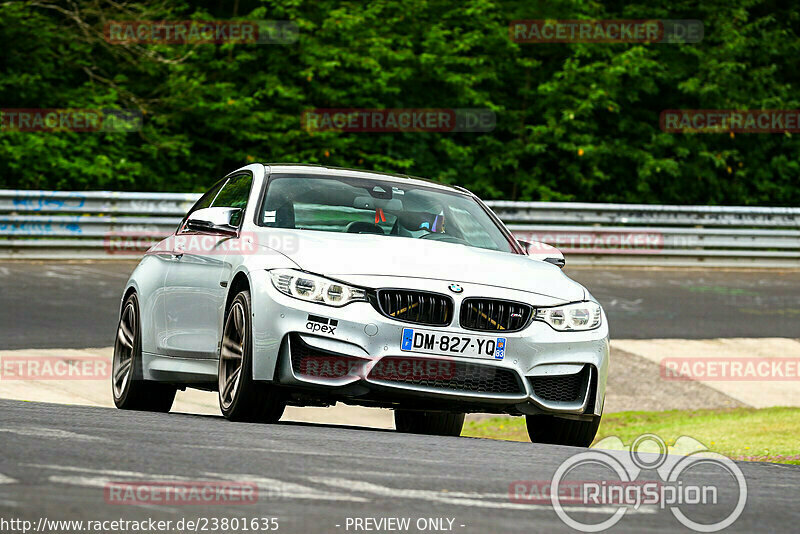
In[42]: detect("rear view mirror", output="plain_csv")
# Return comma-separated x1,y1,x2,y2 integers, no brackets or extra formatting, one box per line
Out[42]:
518,240,565,268
185,207,241,236
353,196,403,211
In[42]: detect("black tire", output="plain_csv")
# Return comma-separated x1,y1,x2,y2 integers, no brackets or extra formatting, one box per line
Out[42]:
219,290,285,423
525,414,601,447
394,410,465,436
112,293,176,412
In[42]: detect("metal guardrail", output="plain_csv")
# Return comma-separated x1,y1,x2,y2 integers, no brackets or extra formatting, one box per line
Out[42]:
1,189,799,267
1,190,199,215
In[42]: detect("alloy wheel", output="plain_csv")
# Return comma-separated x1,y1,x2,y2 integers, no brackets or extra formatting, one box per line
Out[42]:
219,301,246,410
112,301,136,398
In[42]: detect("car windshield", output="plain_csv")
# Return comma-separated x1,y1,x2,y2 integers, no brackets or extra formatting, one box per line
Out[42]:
260,174,516,253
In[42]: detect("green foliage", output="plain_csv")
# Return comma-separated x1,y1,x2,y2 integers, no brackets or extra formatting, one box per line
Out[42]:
462,407,800,464
1,0,798,205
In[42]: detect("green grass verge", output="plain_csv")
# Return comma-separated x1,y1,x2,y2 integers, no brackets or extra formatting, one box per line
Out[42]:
462,407,800,465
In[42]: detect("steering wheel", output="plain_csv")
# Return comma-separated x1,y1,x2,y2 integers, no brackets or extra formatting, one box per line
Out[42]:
419,233,467,245
345,221,385,235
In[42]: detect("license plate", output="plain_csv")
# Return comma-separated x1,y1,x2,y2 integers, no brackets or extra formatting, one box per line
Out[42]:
401,328,506,360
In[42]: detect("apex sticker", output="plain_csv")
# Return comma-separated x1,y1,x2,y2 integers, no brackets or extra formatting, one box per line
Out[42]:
306,314,338,335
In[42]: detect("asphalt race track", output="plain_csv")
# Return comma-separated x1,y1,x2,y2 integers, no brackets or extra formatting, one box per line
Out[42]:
1,262,800,349
1,399,797,534
2,262,799,533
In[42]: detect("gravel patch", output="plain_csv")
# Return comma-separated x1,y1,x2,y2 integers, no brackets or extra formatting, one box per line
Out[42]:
604,348,746,413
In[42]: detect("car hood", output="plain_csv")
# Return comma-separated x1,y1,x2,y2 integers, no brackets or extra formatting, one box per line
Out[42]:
258,229,585,302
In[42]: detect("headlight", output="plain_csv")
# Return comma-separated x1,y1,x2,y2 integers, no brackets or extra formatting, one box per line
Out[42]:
533,301,602,331
269,269,367,307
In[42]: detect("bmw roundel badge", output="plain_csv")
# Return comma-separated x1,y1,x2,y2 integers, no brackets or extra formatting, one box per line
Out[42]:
448,283,463,294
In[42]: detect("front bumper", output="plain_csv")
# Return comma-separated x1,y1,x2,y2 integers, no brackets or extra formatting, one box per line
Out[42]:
250,271,609,416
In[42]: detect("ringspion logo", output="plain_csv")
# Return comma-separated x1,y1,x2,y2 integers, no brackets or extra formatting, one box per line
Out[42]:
513,434,747,532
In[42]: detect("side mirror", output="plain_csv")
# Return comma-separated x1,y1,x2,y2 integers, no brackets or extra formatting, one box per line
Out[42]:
185,207,241,236
518,240,566,268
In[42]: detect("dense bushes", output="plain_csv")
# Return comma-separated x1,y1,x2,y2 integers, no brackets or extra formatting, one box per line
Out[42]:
1,0,798,205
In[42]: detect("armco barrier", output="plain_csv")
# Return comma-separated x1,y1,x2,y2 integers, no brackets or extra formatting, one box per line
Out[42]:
1,189,798,267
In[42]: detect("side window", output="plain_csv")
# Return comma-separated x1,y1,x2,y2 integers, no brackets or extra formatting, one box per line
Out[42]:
178,180,226,233
212,173,253,226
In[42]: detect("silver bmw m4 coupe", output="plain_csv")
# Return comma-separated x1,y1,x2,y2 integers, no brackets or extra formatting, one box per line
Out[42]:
112,164,609,446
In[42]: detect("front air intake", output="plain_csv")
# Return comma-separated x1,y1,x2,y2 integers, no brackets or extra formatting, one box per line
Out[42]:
528,365,592,403
368,356,524,395
289,334,366,380
460,298,532,332
374,290,453,326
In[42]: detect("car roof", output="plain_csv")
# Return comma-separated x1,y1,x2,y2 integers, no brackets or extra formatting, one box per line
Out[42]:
261,163,469,195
